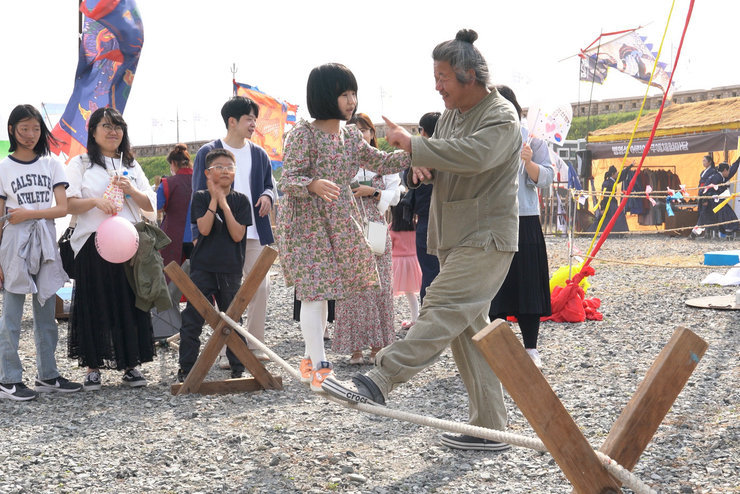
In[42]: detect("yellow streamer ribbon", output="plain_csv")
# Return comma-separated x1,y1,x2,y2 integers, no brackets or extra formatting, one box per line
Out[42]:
713,193,738,214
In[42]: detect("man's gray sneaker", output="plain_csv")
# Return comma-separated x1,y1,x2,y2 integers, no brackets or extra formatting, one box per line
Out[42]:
321,373,385,406
440,433,511,451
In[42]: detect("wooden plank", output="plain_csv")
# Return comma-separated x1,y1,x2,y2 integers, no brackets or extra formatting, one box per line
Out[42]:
224,246,278,321
163,262,221,328
165,262,231,395
171,376,283,396
177,327,229,395
473,320,620,494
599,327,708,472
55,295,70,320
226,332,282,390
164,251,282,397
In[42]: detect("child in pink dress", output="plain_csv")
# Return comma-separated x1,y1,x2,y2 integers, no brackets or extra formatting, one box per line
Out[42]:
389,196,422,330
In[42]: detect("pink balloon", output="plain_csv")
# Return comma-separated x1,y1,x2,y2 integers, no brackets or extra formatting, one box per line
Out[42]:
95,216,139,263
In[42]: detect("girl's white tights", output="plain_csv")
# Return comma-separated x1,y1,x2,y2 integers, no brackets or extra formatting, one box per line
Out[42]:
300,300,328,364
406,292,419,322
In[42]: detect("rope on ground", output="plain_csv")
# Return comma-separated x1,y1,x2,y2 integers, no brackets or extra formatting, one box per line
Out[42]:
217,311,658,494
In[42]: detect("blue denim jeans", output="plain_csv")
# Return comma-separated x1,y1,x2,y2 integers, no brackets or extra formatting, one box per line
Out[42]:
0,291,60,383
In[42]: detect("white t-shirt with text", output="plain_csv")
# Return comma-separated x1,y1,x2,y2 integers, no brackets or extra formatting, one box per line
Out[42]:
0,154,68,210
222,141,258,240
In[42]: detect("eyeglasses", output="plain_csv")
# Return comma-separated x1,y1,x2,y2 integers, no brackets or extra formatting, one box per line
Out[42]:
101,123,124,133
417,126,424,133
207,165,236,172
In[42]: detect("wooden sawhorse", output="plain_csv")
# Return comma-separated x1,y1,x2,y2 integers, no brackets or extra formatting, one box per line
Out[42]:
164,246,282,396
474,321,707,493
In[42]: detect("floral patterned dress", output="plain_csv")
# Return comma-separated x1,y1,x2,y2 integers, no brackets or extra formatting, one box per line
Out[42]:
277,120,410,302
334,171,399,354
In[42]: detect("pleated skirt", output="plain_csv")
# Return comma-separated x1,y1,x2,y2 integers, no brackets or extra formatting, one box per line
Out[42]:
489,215,552,318
67,234,155,370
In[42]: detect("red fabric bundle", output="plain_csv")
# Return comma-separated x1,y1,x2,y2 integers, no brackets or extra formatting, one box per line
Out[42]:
541,266,602,323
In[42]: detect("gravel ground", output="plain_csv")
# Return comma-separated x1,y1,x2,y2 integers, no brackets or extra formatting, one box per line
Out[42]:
0,235,738,493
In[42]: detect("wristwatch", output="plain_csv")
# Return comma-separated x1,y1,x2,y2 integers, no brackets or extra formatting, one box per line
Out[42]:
372,189,380,198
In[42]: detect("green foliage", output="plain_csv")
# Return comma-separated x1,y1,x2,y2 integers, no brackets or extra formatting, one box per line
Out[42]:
272,166,283,184
138,154,289,187
566,111,655,140
137,156,170,184
377,137,395,153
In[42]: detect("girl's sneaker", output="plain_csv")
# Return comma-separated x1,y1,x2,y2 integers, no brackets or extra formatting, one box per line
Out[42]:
300,358,313,384
525,348,543,369
122,368,147,388
83,371,102,391
310,361,334,392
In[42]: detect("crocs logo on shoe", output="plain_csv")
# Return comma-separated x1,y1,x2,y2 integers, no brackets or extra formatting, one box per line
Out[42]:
342,388,373,405
321,377,381,406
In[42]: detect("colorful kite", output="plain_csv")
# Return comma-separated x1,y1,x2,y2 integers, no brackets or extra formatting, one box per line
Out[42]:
234,81,298,170
579,28,674,94
51,0,144,159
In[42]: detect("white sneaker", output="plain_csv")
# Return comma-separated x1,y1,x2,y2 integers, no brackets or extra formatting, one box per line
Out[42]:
217,355,231,370
526,348,542,369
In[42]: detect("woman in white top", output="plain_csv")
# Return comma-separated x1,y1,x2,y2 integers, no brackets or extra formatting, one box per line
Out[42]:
66,107,157,391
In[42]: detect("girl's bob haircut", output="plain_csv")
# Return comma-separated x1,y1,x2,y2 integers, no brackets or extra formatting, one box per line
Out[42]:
306,63,358,120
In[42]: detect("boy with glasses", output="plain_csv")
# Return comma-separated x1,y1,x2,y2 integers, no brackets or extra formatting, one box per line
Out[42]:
177,149,252,381
192,96,276,364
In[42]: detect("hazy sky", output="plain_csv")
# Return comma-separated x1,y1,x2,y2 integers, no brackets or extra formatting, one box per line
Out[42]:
1,1,736,146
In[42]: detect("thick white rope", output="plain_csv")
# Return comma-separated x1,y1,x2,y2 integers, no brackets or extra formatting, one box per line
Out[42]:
219,311,657,494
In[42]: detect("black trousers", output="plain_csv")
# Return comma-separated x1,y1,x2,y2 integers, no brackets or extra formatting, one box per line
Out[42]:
416,242,440,304
179,269,245,373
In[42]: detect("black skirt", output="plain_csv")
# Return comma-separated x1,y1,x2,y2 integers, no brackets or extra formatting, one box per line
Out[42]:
489,216,552,318
67,233,155,370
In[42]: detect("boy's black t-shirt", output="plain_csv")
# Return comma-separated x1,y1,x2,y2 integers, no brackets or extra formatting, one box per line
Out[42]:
190,189,252,273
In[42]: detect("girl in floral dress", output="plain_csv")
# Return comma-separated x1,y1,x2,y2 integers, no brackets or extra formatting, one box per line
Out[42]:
277,63,410,392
